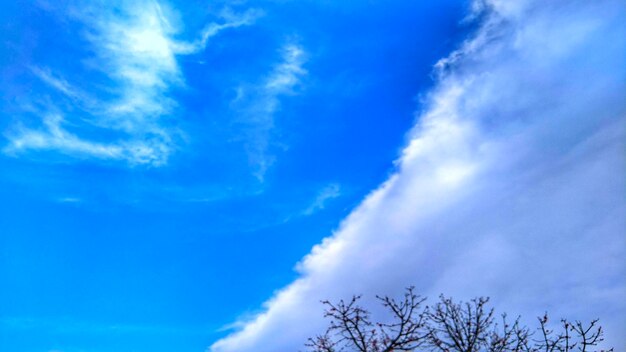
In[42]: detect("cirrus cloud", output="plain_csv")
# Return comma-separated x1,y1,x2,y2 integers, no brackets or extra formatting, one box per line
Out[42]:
4,1,261,166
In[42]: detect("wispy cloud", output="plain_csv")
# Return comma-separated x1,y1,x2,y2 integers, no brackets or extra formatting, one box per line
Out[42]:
6,114,125,160
302,183,341,216
174,8,263,55
0,316,211,336
57,196,82,204
4,2,261,166
211,0,625,351
232,43,307,180
29,67,99,109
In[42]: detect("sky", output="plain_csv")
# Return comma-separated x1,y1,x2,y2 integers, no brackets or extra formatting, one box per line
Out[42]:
0,0,624,352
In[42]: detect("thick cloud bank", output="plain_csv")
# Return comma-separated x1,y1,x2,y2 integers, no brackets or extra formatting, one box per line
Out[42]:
212,0,625,350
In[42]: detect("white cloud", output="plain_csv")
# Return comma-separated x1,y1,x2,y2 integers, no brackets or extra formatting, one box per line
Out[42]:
5,114,125,159
302,183,341,216
29,67,98,109
57,197,82,203
4,2,260,166
233,43,307,180
211,0,625,351
175,8,263,55
0,315,211,336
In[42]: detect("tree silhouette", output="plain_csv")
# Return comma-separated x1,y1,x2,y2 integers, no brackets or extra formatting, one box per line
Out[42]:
306,288,613,352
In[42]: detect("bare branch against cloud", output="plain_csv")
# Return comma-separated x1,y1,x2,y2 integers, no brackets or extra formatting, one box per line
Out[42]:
4,1,260,166
211,0,625,351
232,42,308,181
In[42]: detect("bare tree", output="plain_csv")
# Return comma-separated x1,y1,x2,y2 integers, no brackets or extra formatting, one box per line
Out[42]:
534,315,612,352
306,287,429,352
306,289,613,352
426,296,531,352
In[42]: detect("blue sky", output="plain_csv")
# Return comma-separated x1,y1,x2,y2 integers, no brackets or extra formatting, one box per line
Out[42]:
1,1,624,352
